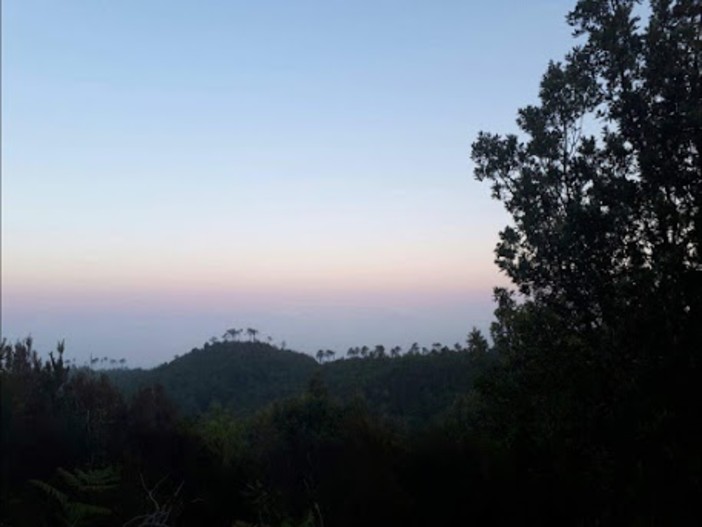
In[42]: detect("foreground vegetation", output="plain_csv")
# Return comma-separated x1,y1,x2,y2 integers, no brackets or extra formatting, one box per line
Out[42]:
0,337,497,527
2,0,700,524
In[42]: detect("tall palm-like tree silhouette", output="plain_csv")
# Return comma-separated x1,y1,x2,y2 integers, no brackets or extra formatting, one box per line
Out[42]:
246,328,259,342
223,328,242,342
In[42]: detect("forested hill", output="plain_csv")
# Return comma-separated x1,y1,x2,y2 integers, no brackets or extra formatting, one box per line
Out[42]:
108,341,317,416
320,350,491,427
107,340,492,424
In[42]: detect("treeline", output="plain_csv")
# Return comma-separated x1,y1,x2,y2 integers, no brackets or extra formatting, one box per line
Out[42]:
106,333,492,424
0,336,501,526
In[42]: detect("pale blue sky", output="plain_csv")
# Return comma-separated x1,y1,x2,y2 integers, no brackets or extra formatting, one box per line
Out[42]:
2,0,575,366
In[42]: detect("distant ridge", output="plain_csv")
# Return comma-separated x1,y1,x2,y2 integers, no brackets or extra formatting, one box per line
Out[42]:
109,341,318,416
108,340,491,425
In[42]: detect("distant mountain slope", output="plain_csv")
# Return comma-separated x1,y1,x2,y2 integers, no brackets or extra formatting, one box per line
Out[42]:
321,352,490,427
108,341,492,424
109,341,318,415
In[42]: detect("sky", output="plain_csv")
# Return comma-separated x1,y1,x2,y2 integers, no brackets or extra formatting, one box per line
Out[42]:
2,0,576,367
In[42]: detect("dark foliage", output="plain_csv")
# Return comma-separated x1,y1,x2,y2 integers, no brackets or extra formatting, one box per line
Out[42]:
468,0,702,523
112,341,318,416
108,339,492,428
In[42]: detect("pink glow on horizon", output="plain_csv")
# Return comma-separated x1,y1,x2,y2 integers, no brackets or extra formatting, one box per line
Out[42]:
3,240,509,313
3,273,509,313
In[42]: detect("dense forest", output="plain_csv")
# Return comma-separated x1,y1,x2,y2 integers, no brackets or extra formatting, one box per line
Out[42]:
2,0,700,524
107,336,492,427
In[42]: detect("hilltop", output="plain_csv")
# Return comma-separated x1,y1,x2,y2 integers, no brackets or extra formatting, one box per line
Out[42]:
108,339,492,425
108,341,318,416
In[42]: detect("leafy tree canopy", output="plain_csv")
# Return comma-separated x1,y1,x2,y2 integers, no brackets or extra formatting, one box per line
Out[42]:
472,0,700,333
470,1,701,522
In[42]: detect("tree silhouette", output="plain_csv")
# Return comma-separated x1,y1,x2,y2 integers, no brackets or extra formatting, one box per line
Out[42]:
470,0,702,522
246,328,259,343
372,345,385,359
223,328,242,342
466,328,489,355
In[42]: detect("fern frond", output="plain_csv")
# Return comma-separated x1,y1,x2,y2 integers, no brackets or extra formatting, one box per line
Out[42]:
78,466,119,486
65,500,112,521
29,479,68,506
57,468,82,490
